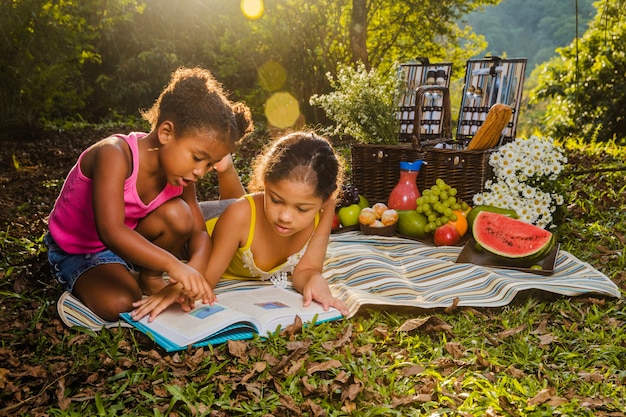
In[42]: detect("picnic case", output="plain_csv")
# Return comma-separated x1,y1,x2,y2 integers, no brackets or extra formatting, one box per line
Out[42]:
352,56,527,205
396,58,453,143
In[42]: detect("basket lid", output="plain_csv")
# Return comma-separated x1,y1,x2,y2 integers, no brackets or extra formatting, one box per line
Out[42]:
400,160,424,171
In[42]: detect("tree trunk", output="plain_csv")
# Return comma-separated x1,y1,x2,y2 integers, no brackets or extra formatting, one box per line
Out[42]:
350,0,369,69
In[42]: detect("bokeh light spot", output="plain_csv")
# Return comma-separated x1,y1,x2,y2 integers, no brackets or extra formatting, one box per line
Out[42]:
258,60,287,92
241,0,264,20
265,92,300,129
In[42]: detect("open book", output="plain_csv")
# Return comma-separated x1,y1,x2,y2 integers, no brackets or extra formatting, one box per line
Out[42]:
120,286,342,352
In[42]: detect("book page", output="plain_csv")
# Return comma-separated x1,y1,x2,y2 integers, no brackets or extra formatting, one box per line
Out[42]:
216,287,341,335
131,302,259,347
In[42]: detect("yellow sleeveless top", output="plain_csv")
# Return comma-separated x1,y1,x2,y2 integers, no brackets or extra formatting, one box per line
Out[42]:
207,195,319,286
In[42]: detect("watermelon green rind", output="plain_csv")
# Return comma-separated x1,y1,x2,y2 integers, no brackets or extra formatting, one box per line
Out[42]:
466,205,519,230
472,211,554,259
524,234,556,261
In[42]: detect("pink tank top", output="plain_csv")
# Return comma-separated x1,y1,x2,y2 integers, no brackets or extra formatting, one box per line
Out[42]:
48,132,183,254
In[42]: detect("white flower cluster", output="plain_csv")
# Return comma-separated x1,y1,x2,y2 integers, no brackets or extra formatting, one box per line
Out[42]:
473,136,568,228
310,62,402,145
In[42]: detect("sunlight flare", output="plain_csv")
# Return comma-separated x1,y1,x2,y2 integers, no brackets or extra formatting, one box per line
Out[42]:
240,0,264,20
258,60,287,92
265,92,300,128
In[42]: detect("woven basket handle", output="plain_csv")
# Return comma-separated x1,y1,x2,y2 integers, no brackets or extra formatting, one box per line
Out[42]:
411,85,452,149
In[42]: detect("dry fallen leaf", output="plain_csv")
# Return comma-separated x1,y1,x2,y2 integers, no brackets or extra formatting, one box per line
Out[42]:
496,323,528,339
341,399,356,413
528,387,554,406
55,377,71,411
300,376,317,395
280,315,304,339
340,382,362,402
530,318,549,335
270,346,309,376
302,399,326,417
390,393,432,407
400,364,426,377
546,396,569,407
397,316,453,335
445,342,465,359
0,368,9,390
227,339,249,360
596,245,617,254
444,297,460,313
184,347,206,370
373,325,389,338
307,359,342,375
537,333,557,346
506,365,525,378
0,348,20,367
475,349,491,369
240,361,268,383
321,324,353,350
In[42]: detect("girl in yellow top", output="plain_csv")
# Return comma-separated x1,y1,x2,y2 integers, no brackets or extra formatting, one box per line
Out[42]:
132,131,349,320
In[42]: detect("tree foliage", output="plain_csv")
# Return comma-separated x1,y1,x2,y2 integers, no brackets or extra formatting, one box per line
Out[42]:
1,0,497,137
0,0,143,135
463,0,596,75
531,0,626,143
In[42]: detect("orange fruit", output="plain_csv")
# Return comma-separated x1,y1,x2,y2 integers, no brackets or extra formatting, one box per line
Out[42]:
448,210,468,237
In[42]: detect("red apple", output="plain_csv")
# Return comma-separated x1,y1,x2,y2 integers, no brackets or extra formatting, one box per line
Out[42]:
332,213,341,229
433,223,461,246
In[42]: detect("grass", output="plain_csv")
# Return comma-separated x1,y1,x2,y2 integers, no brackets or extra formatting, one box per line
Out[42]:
0,134,625,416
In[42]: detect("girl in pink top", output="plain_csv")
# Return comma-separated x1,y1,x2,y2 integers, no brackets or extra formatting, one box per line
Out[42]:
46,67,253,322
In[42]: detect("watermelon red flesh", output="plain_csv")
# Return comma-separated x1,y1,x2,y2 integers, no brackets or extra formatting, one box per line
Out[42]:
472,211,553,259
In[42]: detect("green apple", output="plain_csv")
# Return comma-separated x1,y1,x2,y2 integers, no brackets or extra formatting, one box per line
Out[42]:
397,210,428,238
357,195,369,209
337,204,361,226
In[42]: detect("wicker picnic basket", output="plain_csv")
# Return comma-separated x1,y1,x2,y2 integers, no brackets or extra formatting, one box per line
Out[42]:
352,86,494,205
352,56,527,206
351,144,495,206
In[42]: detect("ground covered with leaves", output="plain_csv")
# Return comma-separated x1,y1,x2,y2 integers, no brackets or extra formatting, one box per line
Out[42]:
0,127,625,416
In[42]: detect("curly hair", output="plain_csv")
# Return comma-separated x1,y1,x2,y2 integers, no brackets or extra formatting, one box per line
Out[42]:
248,131,344,201
141,67,253,146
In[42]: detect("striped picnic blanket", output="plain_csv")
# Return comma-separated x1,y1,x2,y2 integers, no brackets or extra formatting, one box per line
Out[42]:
323,232,621,317
57,232,621,329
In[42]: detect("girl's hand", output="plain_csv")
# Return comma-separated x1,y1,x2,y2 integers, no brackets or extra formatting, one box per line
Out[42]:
131,283,214,322
212,153,235,173
301,274,349,317
131,284,186,322
167,262,215,304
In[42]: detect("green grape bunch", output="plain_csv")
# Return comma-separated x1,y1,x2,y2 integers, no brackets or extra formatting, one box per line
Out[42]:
416,178,469,233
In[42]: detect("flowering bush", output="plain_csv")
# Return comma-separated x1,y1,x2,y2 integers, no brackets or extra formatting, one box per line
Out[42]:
473,136,568,228
310,62,402,145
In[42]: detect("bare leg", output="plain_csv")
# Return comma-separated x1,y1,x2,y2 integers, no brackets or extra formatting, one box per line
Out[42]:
73,263,142,322
135,198,194,295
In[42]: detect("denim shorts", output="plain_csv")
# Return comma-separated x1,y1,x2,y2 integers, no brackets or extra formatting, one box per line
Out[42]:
44,233,135,292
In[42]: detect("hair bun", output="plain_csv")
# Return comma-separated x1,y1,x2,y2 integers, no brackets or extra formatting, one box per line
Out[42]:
231,102,254,144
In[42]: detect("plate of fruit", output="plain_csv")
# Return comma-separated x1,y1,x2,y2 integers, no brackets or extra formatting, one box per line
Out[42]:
455,210,559,275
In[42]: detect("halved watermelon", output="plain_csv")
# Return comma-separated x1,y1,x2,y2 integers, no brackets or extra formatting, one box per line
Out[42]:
472,211,554,260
